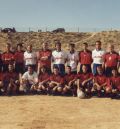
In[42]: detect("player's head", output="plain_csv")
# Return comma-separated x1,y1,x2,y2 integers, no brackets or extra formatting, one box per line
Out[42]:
28,65,34,74
111,69,118,77
107,44,114,53
5,43,11,52
8,64,14,72
97,66,103,75
66,66,71,74
27,44,32,52
53,67,59,75
83,42,88,50
42,42,48,50
17,43,23,51
40,66,47,73
55,41,61,51
69,43,75,51
82,65,88,73
95,40,101,50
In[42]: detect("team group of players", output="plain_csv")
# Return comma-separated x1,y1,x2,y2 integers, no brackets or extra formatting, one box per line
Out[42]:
0,40,120,98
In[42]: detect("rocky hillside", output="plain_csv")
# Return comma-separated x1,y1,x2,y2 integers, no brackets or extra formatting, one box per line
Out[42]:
0,30,120,52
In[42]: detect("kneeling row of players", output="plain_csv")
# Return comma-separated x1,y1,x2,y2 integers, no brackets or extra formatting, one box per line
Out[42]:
0,64,120,98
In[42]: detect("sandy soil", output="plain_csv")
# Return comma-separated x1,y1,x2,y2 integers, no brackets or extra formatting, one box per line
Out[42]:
0,95,120,129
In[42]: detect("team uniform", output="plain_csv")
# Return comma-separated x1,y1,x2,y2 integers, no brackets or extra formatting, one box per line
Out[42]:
24,51,37,71
93,75,111,96
77,73,93,95
108,76,120,92
79,50,92,73
38,72,50,93
52,50,67,76
37,49,52,74
67,51,79,74
92,49,105,75
48,74,64,95
103,52,119,76
64,73,77,95
3,71,19,95
21,71,38,92
1,51,14,72
14,50,24,73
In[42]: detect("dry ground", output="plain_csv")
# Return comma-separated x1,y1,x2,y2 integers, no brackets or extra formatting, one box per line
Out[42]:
0,95,120,129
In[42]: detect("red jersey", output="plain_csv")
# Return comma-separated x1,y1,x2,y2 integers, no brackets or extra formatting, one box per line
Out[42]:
2,51,14,64
14,51,24,63
50,74,64,84
94,75,107,85
0,73,3,81
108,76,120,90
64,74,77,84
39,73,49,82
38,49,52,68
79,50,92,64
3,72,18,82
103,52,119,67
77,73,93,83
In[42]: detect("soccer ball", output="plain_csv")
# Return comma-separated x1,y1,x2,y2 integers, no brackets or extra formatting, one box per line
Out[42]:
77,90,85,99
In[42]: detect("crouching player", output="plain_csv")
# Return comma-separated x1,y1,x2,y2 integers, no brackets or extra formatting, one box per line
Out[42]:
48,67,64,95
20,65,38,94
38,66,50,94
93,66,111,97
108,69,120,98
63,66,77,96
3,64,20,95
77,65,93,97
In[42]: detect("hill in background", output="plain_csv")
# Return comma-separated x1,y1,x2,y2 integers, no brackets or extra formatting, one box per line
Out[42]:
0,30,120,52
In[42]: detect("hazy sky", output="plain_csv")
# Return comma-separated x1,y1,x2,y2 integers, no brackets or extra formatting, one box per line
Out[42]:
0,0,120,31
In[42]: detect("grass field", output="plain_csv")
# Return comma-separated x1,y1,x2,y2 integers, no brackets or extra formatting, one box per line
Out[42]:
0,95,120,129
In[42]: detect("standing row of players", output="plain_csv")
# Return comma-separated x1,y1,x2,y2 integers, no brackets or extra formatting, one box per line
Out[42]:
0,40,120,98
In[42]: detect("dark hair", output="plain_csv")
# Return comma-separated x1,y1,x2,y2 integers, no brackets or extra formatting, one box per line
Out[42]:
66,65,71,69
17,43,23,48
96,65,102,70
83,42,88,46
96,40,101,45
27,65,33,69
55,41,61,47
53,66,59,70
69,43,75,47
40,66,47,70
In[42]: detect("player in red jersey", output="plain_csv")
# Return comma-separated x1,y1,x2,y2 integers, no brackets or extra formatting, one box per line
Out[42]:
37,66,50,94
107,69,120,98
103,44,119,77
79,43,92,73
48,67,64,95
77,65,93,97
14,44,24,74
93,66,111,97
3,64,19,95
2,43,15,72
37,42,52,74
62,66,77,96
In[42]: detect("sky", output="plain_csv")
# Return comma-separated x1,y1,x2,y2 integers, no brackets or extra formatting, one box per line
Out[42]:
0,0,120,31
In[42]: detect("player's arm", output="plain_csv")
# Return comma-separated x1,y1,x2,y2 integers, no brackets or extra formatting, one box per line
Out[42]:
68,78,77,86
39,78,49,85
82,77,93,86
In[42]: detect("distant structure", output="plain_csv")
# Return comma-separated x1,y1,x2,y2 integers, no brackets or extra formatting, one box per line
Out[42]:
38,29,42,32
1,27,16,33
52,28,65,33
